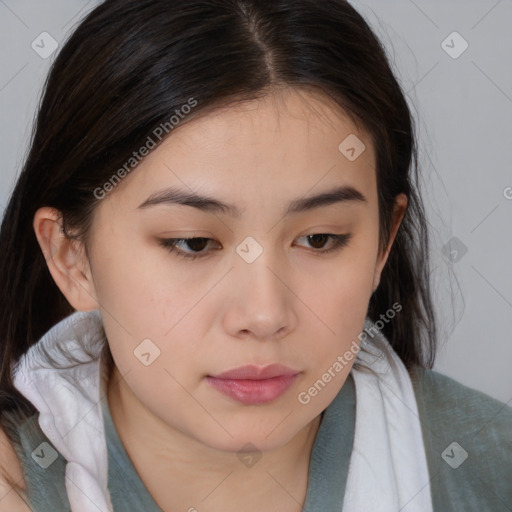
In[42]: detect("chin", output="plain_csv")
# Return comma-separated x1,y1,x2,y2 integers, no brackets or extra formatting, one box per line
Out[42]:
199,429,291,455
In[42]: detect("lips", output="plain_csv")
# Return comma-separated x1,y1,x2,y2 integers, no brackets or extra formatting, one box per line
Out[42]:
209,364,300,380
206,364,300,405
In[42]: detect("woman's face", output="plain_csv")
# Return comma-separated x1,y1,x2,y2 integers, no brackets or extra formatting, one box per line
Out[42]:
84,87,401,452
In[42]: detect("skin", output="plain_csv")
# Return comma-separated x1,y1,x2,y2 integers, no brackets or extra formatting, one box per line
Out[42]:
33,86,406,512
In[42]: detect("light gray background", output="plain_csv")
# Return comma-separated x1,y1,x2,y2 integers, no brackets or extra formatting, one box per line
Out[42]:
1,0,511,403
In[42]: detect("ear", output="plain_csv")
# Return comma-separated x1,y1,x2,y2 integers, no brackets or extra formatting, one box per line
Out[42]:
372,193,408,293
33,207,99,311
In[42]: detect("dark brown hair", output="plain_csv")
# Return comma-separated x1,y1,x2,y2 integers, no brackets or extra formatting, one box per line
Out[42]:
0,0,437,417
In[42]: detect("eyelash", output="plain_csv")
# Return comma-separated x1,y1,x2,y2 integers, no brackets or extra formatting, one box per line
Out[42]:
158,233,352,261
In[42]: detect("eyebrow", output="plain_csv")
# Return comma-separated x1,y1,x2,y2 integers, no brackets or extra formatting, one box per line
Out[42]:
137,184,367,217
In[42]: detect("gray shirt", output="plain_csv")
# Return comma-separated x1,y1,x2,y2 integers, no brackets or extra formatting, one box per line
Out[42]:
2,366,511,510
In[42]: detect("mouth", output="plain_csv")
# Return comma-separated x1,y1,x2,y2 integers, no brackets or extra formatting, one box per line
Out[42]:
206,364,300,405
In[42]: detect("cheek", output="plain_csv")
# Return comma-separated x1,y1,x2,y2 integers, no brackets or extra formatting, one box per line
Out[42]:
107,330,204,437
304,266,371,337
316,232,377,317
292,273,373,414
89,230,181,330
90,233,209,378
308,268,372,359
299,233,378,372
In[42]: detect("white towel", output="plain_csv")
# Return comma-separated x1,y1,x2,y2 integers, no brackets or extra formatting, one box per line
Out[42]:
12,310,433,511
343,319,434,511
13,310,113,512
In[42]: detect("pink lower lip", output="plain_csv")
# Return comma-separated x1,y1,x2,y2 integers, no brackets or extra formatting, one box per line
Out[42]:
206,374,298,405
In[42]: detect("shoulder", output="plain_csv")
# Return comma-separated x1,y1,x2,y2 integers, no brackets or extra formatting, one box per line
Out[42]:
0,421,31,511
409,365,512,431
409,365,512,510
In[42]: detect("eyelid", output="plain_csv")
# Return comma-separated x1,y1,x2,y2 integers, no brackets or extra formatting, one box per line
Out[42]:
158,237,220,260
296,233,352,254
158,233,352,260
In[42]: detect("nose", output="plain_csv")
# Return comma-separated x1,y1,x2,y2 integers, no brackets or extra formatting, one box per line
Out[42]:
222,246,297,341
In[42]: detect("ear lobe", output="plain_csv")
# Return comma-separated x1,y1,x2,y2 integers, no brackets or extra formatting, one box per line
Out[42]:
33,207,99,312
372,193,408,293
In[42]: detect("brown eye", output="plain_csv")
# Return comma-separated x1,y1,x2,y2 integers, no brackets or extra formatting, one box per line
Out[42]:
296,233,352,255
306,234,330,249
159,233,352,261
185,238,210,252
159,237,219,260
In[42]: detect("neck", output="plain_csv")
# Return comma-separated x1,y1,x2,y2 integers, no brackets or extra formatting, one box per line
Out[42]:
107,364,322,512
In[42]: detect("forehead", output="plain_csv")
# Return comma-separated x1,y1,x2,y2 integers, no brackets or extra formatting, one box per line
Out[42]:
98,87,376,214
167,87,370,160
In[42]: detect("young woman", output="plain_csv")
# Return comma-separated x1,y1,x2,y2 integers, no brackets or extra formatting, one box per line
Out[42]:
0,1,510,511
